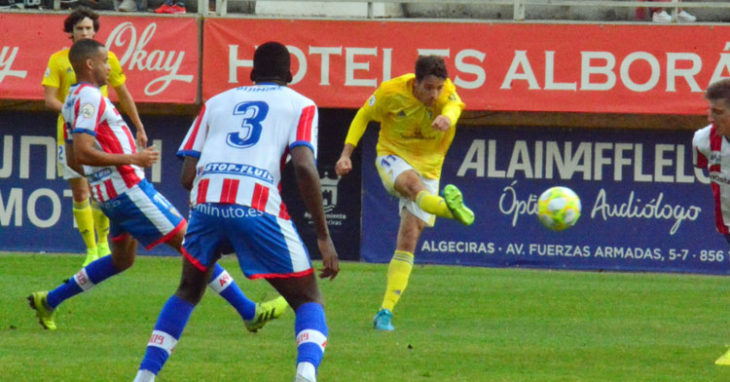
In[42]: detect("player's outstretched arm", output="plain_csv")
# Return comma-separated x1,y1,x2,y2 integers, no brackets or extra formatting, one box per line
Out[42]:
335,143,355,177
113,83,147,148
180,157,199,191
43,86,64,114
64,141,84,176
73,133,159,167
130,146,159,168
431,115,451,132
336,105,373,177
291,146,339,280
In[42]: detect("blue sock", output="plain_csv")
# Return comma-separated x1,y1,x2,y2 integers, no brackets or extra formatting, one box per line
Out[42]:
47,255,120,308
295,302,328,369
139,295,194,375
208,263,256,321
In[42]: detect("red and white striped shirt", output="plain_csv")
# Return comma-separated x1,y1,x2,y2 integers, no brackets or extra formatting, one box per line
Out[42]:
693,123,730,234
178,84,318,219
62,83,144,202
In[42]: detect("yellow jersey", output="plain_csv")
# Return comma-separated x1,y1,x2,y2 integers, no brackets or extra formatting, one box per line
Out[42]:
344,74,465,179
42,47,126,143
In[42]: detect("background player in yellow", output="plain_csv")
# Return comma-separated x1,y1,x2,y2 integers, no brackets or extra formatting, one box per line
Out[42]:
42,7,145,267
335,55,474,331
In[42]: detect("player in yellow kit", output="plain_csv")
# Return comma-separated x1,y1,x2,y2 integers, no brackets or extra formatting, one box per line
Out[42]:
335,55,474,331
42,7,145,267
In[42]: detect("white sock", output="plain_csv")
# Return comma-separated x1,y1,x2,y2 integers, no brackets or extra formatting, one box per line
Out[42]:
295,362,316,382
133,369,156,382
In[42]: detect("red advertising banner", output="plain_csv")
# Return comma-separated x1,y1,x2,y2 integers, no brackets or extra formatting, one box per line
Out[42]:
203,18,727,115
0,13,199,103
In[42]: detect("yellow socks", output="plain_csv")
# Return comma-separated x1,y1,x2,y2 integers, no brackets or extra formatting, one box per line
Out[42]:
73,199,97,253
416,191,454,219
381,250,414,311
91,201,110,256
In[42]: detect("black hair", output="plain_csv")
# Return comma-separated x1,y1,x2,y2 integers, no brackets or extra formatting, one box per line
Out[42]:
250,41,293,84
68,38,104,73
414,55,448,82
64,7,100,36
706,79,730,104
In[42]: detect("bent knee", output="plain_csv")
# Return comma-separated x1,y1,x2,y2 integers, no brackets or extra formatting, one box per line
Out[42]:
394,172,425,199
112,256,135,271
176,287,205,305
271,278,323,311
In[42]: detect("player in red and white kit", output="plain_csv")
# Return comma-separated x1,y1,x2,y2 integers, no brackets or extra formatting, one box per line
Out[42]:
693,78,730,366
134,42,339,382
28,39,284,336
693,79,730,237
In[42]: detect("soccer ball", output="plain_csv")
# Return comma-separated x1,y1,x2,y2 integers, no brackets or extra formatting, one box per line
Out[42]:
537,186,581,231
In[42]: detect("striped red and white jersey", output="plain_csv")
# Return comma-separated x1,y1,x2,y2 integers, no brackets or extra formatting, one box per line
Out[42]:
62,83,145,202
693,123,730,234
177,84,318,219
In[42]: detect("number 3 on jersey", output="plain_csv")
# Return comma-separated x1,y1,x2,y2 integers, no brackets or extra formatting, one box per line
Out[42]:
227,101,269,148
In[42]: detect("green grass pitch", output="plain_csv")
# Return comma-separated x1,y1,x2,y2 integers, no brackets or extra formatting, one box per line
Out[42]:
2,252,730,381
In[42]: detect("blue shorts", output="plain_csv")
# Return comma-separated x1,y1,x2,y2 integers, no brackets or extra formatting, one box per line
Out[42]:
99,179,186,249
181,203,313,279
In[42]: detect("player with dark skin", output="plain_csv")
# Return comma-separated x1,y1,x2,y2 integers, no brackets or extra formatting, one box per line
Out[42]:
30,40,284,336
134,42,338,382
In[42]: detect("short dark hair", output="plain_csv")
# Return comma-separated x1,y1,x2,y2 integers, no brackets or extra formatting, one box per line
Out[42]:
250,41,292,84
64,7,100,35
414,55,448,82
706,79,730,104
69,39,104,73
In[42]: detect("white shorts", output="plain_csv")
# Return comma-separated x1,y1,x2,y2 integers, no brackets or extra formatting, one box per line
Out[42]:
375,154,439,226
99,179,185,249
58,143,83,180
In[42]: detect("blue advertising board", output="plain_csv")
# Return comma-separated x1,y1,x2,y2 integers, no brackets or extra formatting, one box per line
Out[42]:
0,112,192,256
361,125,730,275
0,110,361,260
280,109,362,261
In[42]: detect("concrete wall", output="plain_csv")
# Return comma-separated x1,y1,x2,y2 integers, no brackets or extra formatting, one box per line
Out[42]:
230,1,730,23
61,0,730,22
254,1,403,17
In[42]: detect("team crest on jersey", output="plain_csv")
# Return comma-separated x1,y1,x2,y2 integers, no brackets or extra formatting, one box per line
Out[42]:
368,95,376,106
81,103,95,119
